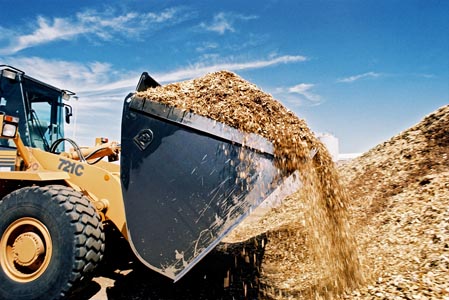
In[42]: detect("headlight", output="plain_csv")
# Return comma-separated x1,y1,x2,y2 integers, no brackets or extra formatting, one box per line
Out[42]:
1,69,17,80
2,123,17,137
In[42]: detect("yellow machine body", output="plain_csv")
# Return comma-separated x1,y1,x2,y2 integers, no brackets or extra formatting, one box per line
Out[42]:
0,137,127,237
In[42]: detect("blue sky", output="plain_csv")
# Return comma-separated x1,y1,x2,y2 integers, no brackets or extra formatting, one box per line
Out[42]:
0,0,447,153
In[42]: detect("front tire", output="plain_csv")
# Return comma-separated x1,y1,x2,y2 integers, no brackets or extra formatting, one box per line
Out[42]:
0,185,105,300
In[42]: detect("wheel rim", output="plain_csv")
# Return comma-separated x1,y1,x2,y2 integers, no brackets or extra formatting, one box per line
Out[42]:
1,217,52,282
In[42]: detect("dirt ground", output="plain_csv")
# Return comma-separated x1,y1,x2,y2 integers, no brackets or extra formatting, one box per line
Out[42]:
78,260,238,300
72,226,262,300
85,262,258,300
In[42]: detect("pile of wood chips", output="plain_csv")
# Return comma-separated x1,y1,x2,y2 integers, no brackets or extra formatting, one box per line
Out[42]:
137,71,363,299
337,105,449,299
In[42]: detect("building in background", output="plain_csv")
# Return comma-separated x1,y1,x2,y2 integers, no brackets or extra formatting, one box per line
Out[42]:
316,132,339,162
316,132,362,163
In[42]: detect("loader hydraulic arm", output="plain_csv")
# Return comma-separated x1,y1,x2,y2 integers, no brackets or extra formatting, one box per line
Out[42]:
13,134,33,169
60,141,121,163
0,114,36,170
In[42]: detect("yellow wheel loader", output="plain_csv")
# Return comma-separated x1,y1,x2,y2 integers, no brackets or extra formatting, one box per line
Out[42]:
0,65,299,300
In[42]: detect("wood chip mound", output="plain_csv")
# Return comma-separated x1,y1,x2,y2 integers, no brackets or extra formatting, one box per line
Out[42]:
137,71,363,298
338,105,449,299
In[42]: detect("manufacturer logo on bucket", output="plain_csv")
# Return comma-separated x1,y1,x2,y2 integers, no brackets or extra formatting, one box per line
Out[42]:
134,129,154,151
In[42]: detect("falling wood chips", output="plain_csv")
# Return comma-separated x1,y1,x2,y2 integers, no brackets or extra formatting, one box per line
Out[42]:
137,70,363,299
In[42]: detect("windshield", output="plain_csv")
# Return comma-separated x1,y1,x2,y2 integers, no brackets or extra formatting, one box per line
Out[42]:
0,70,65,151
22,76,65,152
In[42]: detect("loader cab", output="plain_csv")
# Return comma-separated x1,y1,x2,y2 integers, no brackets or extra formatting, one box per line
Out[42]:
0,65,72,152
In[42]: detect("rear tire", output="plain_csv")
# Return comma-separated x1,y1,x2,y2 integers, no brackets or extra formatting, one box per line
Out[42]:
0,185,105,300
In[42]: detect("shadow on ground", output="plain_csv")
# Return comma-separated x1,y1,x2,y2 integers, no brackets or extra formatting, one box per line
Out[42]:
68,225,267,300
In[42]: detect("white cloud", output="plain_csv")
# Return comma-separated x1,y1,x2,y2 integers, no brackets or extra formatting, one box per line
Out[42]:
7,16,87,54
195,42,219,52
155,55,307,82
143,7,181,23
0,7,191,55
411,73,435,79
337,71,381,83
199,12,258,35
203,12,234,34
1,56,133,92
6,54,306,93
274,83,322,107
288,83,321,103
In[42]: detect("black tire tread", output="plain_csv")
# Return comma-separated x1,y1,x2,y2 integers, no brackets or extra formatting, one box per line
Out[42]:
45,185,105,297
1,185,105,299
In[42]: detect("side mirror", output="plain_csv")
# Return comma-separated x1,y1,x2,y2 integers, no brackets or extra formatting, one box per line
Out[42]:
64,105,73,124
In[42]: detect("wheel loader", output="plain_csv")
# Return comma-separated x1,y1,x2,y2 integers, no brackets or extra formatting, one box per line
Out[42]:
0,65,300,300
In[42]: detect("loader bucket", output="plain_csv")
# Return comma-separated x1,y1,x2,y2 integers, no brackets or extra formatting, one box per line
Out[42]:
120,94,301,281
